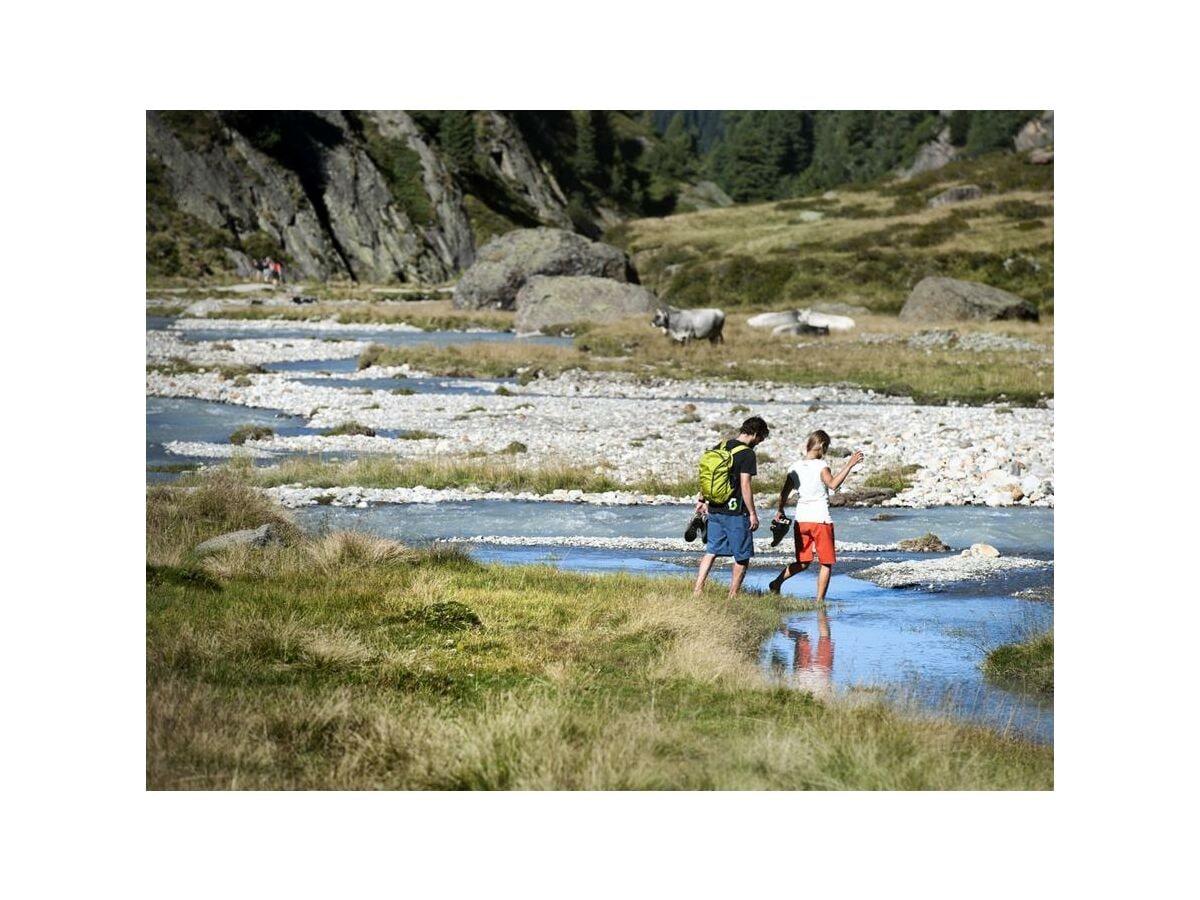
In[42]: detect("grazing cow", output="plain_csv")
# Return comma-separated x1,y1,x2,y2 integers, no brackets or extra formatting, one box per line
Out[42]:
651,306,726,344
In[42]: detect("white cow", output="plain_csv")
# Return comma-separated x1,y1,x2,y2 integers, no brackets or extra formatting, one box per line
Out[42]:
651,306,726,344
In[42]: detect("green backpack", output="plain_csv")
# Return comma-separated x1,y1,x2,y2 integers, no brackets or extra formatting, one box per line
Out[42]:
698,441,749,504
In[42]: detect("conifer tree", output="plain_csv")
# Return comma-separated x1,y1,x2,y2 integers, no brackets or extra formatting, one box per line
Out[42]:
441,110,477,175
574,111,601,184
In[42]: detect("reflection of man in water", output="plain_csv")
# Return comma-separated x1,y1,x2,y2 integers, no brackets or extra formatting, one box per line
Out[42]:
762,606,835,698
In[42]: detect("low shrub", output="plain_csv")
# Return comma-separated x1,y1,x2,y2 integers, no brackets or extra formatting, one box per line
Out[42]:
230,425,274,445
321,422,376,437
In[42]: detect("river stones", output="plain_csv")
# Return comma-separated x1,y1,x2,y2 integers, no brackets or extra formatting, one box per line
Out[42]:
194,523,284,555
452,227,636,311
853,554,1049,588
513,275,659,333
897,533,951,552
962,543,1000,558
899,277,1039,323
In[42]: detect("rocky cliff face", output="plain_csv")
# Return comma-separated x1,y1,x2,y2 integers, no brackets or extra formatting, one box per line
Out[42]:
147,110,634,282
147,110,473,282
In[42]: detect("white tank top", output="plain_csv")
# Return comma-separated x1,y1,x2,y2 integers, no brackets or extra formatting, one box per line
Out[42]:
788,458,832,524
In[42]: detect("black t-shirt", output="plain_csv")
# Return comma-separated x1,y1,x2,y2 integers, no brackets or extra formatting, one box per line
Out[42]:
708,439,757,517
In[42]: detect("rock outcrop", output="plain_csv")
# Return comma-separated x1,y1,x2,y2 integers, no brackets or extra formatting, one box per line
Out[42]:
453,228,636,310
902,126,959,178
899,277,1039,323
1015,111,1054,152
898,533,952,552
676,180,734,211
363,111,476,272
476,112,574,230
147,111,462,283
514,276,659,333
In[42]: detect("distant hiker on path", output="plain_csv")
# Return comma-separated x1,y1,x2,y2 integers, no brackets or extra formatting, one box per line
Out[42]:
768,429,864,602
693,416,770,599
269,258,284,285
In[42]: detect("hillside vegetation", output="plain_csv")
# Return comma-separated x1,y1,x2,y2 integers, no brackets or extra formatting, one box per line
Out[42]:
607,150,1054,314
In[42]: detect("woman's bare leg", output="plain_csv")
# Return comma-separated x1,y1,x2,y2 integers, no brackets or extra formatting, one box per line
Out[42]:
816,564,833,603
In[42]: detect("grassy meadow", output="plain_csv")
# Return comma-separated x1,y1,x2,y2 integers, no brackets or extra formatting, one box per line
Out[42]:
147,472,1053,789
608,151,1054,315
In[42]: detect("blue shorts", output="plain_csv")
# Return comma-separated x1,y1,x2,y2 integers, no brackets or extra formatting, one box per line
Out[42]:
706,513,754,563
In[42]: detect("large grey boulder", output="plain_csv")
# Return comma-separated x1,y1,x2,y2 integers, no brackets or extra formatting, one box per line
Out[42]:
928,185,983,208
453,228,635,310
514,276,659,333
194,524,284,556
900,277,1039,323
1015,111,1054,152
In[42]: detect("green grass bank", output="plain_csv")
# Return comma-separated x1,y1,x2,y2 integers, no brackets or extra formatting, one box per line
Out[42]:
147,475,1053,789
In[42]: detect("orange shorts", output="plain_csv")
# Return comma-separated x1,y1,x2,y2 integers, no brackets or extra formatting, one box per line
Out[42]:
795,521,836,565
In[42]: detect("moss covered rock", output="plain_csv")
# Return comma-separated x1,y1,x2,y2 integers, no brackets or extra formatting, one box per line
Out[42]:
453,228,636,311
514,275,659,333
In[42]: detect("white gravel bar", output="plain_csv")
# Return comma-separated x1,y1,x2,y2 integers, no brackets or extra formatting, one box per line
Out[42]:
853,556,1053,588
172,317,425,333
148,323,1054,509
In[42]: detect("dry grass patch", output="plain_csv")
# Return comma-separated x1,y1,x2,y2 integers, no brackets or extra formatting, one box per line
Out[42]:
217,299,511,331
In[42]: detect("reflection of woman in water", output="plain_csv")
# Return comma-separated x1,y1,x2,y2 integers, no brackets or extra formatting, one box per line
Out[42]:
762,606,835,699
792,605,834,699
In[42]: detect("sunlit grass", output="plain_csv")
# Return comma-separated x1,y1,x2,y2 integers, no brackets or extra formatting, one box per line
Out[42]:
983,631,1053,697
185,454,698,498
146,479,1053,789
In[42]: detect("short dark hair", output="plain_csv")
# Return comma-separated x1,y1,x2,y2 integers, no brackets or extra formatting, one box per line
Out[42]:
740,416,770,440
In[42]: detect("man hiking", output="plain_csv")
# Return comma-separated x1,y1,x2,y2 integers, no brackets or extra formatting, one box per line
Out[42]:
693,416,770,599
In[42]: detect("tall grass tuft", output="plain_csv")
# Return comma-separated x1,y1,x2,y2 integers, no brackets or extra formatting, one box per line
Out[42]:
146,470,300,566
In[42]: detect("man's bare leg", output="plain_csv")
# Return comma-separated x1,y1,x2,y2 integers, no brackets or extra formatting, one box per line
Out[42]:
694,553,717,595
816,564,833,603
728,561,749,598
